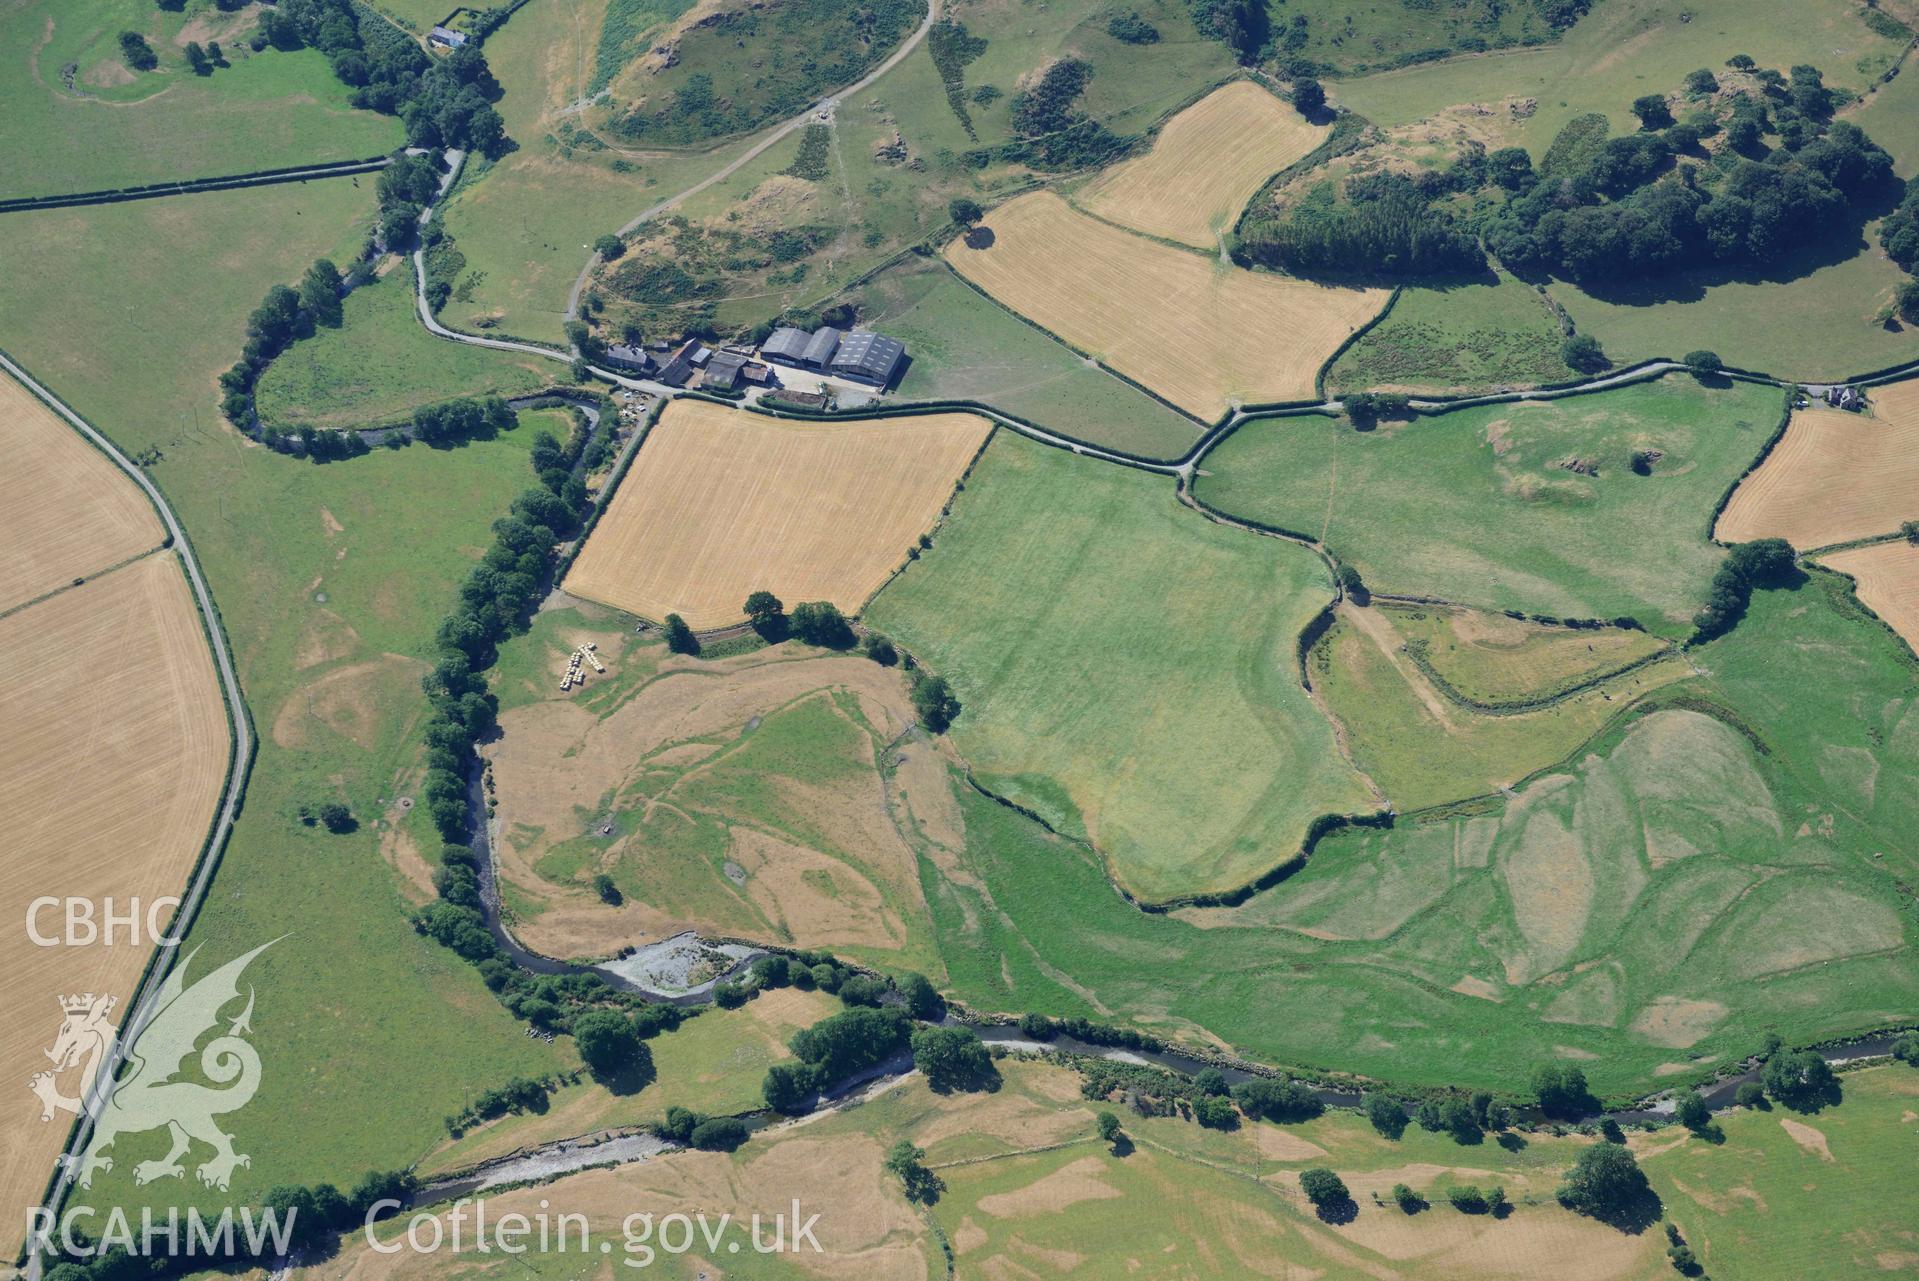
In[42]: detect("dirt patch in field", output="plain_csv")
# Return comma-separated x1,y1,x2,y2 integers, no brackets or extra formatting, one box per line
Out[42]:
1077,81,1327,248
915,1086,1090,1151
1627,997,1727,1049
0,373,164,612
1450,976,1503,1002
1499,795,1593,983
1779,1117,1835,1161
732,827,907,952
1820,539,1919,651
1717,382,1919,548
292,607,360,669
564,401,992,629
1334,1201,1655,1277
272,653,426,751
946,191,1386,419
975,1155,1122,1217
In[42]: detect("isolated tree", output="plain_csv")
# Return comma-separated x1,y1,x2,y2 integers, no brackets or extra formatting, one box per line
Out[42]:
744,590,785,634
1192,1068,1229,1097
1234,1077,1322,1123
885,1139,943,1203
789,600,855,648
1096,1110,1124,1146
1676,1091,1711,1132
206,40,225,66
1557,1141,1650,1220
1448,1184,1488,1213
1734,1080,1767,1107
1441,1097,1482,1145
119,31,158,71
863,633,898,666
663,613,699,655
318,801,354,833
1563,333,1610,373
1892,1032,1919,1064
1291,77,1326,119
1725,54,1755,70
947,197,983,225
1683,349,1723,374
1631,93,1673,129
592,873,622,905
1391,1183,1421,1212
912,672,960,731
1366,1093,1407,1139
1898,280,1919,325
1683,68,1719,95
1299,1168,1349,1210
593,234,625,260
184,41,212,75
762,1061,817,1112
301,259,345,328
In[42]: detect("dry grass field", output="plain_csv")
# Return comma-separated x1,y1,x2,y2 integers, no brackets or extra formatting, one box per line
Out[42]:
1076,79,1328,248
563,401,992,629
945,192,1386,419
1820,539,1919,650
1716,380,1919,549
0,554,227,1259
0,375,163,613
485,610,945,972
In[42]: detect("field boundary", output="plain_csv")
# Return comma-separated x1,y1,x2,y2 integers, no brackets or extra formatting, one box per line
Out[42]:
0,351,257,1274
0,155,396,214
1396,630,1681,716
1698,386,1796,550
0,542,169,623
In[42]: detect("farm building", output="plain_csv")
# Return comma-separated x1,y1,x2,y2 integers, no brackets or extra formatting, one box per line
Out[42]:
654,339,700,387
760,325,906,387
603,343,652,373
761,326,845,371
428,25,468,47
703,351,747,392
831,332,905,387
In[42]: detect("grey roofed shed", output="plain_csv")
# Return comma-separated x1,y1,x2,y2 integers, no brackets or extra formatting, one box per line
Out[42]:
801,327,843,369
760,326,813,363
830,330,905,386
704,351,746,390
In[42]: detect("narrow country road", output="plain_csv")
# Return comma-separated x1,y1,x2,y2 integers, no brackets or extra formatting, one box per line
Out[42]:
1,352,252,1281
559,0,945,323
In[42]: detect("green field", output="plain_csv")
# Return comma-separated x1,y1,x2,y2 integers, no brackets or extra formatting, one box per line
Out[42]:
1552,240,1919,382
0,0,402,199
1195,377,1784,637
1311,604,1690,811
1334,0,1909,150
254,267,553,431
848,260,1202,459
865,431,1376,903
0,178,572,1210
1647,1066,1919,1279
1328,274,1577,395
920,571,1919,1096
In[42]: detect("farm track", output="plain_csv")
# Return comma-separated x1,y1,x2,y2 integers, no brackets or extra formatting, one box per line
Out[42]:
558,0,946,324
0,352,250,1281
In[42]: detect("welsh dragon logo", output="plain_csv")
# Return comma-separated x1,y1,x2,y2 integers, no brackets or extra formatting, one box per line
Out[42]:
30,941,275,1190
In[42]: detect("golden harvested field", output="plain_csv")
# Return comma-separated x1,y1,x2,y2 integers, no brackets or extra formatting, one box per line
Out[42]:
1820,539,1919,650
1716,380,1919,548
563,400,993,629
0,554,227,1259
0,374,163,613
1076,79,1328,248
945,192,1386,419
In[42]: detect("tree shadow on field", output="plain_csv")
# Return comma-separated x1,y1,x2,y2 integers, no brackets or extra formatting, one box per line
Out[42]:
596,1057,658,1098
1313,1196,1359,1226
